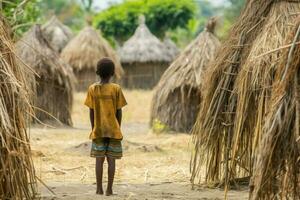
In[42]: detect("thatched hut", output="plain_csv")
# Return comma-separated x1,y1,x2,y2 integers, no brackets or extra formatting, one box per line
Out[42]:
0,16,37,199
16,25,74,126
151,19,220,132
190,0,300,198
61,26,123,91
42,16,73,53
118,16,173,89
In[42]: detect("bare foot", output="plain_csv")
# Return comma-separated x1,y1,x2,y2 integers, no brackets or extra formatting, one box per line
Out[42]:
96,189,103,195
105,189,113,196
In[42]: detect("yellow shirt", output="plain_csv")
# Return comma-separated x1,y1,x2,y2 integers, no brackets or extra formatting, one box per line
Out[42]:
84,83,127,140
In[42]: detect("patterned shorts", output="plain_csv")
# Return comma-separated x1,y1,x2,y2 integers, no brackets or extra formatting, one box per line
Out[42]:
91,137,122,159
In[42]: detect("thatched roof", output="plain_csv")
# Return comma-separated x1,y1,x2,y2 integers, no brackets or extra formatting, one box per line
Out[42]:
190,1,300,198
151,18,220,132
118,16,172,63
42,16,73,53
61,26,123,78
163,37,180,60
16,24,74,125
0,16,37,199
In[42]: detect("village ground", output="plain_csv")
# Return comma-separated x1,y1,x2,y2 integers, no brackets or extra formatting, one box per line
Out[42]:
30,90,249,200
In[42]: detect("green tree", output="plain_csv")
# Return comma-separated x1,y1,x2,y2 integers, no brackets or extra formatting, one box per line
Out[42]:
145,0,195,38
94,0,195,43
1,0,41,36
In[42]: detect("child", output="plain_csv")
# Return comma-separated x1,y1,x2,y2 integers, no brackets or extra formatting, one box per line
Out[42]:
84,57,127,196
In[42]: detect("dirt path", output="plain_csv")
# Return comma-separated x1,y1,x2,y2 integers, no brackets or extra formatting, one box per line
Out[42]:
31,91,248,199
31,123,248,200
40,182,248,200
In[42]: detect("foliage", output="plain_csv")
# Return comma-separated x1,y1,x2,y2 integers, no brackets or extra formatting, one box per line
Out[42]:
195,0,216,32
38,0,86,32
218,0,246,38
1,0,41,36
224,0,246,21
167,18,200,48
81,0,93,12
145,0,195,38
94,0,195,42
152,119,169,133
167,0,216,48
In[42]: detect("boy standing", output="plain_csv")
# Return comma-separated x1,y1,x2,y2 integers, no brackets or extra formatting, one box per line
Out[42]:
84,58,127,196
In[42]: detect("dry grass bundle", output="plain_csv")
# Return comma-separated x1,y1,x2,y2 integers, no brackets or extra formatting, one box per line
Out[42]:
61,26,123,91
250,18,300,200
151,18,220,132
16,24,74,126
118,16,172,64
191,0,300,195
42,16,73,53
0,16,37,199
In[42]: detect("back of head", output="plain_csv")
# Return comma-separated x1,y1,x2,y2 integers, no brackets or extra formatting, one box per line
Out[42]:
96,57,115,79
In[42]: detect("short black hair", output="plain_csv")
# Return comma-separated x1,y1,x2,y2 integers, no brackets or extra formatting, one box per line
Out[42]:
96,58,115,79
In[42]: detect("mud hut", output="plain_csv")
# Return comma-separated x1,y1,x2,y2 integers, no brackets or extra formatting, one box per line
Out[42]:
163,37,180,60
118,16,173,89
61,26,123,91
0,16,37,199
16,25,74,126
42,16,73,53
190,1,300,199
151,19,220,132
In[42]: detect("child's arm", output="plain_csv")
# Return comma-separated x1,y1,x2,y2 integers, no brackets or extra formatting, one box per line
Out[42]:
89,108,94,129
116,109,122,126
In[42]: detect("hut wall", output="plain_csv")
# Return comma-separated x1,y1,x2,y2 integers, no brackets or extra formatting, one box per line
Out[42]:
122,62,169,89
74,68,122,91
35,76,72,125
154,87,200,132
75,68,97,91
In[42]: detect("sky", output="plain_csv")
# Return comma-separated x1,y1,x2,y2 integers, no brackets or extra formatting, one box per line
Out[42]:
93,0,228,11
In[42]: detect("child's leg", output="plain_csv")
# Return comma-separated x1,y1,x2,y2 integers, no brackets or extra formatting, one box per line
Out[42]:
96,157,105,194
106,156,115,196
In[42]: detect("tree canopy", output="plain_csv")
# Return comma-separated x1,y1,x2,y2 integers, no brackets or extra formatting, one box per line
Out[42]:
1,0,246,46
93,0,195,42
1,0,41,36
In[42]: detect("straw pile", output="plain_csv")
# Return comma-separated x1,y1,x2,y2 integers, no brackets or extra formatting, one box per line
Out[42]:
42,16,73,53
61,26,123,91
0,16,37,199
151,19,220,132
250,17,300,200
16,25,74,126
190,0,300,198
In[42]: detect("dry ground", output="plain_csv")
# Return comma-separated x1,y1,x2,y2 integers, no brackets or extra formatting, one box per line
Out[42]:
30,90,248,200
